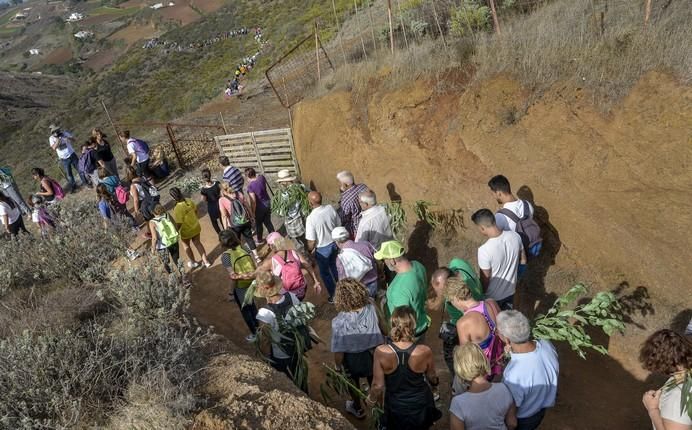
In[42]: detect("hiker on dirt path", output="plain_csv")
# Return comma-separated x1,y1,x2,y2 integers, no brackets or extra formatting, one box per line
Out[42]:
219,182,260,263
331,278,385,419
254,270,312,393
639,329,692,430
428,258,484,374
31,167,62,203
450,343,518,430
219,228,258,342
305,191,341,303
336,171,369,238
127,166,159,221
78,142,98,189
472,209,526,311
120,130,150,177
0,166,31,216
489,175,542,258
170,186,211,269
200,168,223,235
369,305,441,430
444,277,504,381
149,204,181,274
245,167,274,244
48,124,79,193
497,310,559,430
219,156,244,196
97,183,134,229
262,233,320,301
92,128,119,180
374,240,430,340
331,226,379,298
355,190,393,251
0,193,29,238
275,169,309,251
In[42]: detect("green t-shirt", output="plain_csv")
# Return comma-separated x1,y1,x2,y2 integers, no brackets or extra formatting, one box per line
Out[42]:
444,258,484,324
386,260,430,334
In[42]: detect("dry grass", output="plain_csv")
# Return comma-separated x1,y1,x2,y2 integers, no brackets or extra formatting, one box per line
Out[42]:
316,0,691,109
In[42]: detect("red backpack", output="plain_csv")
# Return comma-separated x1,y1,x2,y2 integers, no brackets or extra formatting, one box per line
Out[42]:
272,250,305,293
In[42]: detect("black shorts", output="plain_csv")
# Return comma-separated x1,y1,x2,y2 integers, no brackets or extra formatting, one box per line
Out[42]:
343,350,374,380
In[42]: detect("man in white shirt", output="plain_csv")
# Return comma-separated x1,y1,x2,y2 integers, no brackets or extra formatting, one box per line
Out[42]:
488,174,535,230
355,190,393,251
119,130,150,176
305,191,341,302
48,124,79,192
497,310,559,430
472,208,525,310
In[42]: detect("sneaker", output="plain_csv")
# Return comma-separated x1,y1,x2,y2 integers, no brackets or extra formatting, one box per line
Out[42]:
327,296,334,304
126,249,140,261
203,261,211,268
345,401,365,419
245,334,257,342
432,387,440,402
187,261,200,269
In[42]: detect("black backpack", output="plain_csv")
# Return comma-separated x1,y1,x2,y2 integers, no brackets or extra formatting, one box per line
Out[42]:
498,200,542,257
137,178,160,220
266,293,312,358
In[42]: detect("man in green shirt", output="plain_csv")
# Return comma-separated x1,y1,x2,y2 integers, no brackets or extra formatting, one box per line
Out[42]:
429,258,484,373
375,240,430,339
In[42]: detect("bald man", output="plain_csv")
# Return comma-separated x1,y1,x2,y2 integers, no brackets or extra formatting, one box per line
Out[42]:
305,191,341,302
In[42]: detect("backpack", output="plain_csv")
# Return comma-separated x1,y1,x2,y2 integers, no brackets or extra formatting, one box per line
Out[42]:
273,250,305,293
153,214,179,247
266,293,312,357
231,198,250,227
224,247,255,288
338,248,373,281
81,149,98,174
115,183,129,205
47,178,65,200
498,200,542,257
132,138,150,155
137,178,160,220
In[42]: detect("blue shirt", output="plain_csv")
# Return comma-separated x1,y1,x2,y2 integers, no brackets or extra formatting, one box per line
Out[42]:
503,339,559,418
98,199,111,220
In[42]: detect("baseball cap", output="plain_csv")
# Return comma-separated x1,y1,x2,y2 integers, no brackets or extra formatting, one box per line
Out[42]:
374,240,405,260
331,226,349,241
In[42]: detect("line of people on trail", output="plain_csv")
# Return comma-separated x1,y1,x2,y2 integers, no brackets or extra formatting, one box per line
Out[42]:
224,52,260,97
142,27,254,50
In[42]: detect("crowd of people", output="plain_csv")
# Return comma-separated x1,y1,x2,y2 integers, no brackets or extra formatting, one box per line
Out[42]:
141,27,257,51
2,136,690,430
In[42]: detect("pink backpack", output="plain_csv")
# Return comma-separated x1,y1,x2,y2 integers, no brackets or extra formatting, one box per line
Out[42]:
47,178,65,200
273,250,305,293
115,184,129,205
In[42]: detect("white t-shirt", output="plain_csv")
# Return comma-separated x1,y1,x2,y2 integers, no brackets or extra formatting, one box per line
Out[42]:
49,132,75,160
503,340,559,419
305,204,340,248
495,200,534,232
478,230,523,301
659,376,692,427
450,382,514,430
127,138,149,163
0,201,20,225
256,293,301,359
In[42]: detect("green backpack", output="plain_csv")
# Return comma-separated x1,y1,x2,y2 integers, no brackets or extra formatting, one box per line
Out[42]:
154,214,179,247
225,247,255,288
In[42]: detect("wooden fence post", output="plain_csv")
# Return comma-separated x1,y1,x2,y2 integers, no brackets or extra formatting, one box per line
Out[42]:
395,0,409,50
644,0,652,27
354,0,369,60
430,0,449,53
101,100,124,153
331,0,348,64
387,0,395,55
219,112,228,134
315,21,321,81
367,2,378,52
489,0,502,35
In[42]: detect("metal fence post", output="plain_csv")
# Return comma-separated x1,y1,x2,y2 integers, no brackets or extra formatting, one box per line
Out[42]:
165,123,185,169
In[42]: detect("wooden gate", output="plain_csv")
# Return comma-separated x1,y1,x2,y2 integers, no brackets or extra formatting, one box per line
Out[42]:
214,128,300,177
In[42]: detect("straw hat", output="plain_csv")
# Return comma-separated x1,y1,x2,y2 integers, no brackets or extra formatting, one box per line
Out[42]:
276,169,296,183
253,273,284,298
49,124,61,134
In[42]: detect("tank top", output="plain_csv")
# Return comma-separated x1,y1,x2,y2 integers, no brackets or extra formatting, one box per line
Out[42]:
383,340,437,429
465,301,505,377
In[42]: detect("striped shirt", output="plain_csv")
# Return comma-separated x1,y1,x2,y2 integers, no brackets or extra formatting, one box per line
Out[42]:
223,165,244,193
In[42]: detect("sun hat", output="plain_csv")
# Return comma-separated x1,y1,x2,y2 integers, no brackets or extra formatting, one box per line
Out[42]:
266,232,283,246
276,169,296,183
253,274,283,298
374,240,405,260
49,124,61,134
331,226,350,241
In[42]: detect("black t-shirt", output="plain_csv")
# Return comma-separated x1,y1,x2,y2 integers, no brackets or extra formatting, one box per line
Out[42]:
95,140,114,162
200,181,221,211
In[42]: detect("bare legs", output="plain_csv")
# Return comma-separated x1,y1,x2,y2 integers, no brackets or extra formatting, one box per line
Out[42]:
181,234,210,266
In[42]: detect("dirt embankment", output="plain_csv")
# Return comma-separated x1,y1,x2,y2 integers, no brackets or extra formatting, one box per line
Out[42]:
293,71,692,311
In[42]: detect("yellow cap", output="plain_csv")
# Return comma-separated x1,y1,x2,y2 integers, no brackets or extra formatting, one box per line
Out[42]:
374,240,405,260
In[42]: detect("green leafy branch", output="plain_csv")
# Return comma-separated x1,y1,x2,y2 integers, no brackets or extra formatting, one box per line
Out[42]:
385,200,465,240
321,364,384,429
270,183,310,217
532,284,625,359
663,370,692,421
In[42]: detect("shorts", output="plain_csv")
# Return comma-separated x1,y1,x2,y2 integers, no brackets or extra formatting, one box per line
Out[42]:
343,350,374,380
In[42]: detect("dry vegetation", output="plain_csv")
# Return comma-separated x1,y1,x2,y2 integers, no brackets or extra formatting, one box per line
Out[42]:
315,0,691,109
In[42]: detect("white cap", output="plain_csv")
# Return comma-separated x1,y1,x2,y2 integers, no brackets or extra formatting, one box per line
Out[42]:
331,226,350,241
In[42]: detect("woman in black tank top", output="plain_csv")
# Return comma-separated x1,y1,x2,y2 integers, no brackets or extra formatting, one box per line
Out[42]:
369,306,441,430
